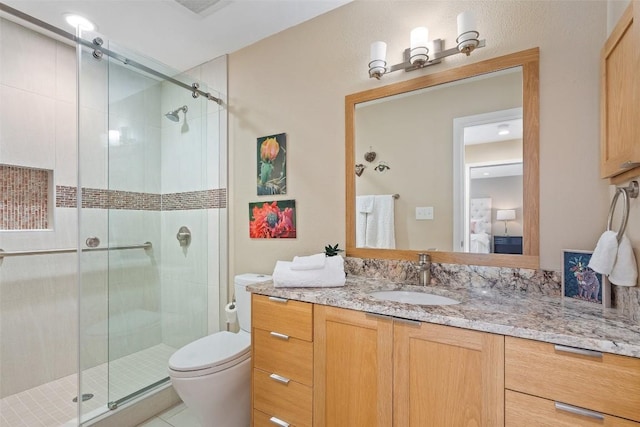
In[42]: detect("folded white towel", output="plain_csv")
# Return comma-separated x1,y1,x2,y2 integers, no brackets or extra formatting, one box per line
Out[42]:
588,230,619,275
356,195,375,213
290,253,326,271
273,256,346,288
609,235,638,287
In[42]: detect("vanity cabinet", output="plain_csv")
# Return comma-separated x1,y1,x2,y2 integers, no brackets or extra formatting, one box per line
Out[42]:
251,295,314,427
394,321,504,426
313,305,504,426
600,1,640,180
313,305,393,427
505,336,640,425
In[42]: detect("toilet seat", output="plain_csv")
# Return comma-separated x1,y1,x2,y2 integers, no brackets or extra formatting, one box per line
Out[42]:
168,330,250,378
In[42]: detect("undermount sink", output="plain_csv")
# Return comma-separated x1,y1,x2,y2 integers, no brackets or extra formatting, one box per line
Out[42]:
369,290,461,306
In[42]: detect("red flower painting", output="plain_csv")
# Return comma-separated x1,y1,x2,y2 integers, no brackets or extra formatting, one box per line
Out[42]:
249,200,296,238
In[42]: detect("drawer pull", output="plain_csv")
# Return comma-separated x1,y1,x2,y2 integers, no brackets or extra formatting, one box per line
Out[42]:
269,331,290,340
268,296,289,304
394,317,421,326
620,161,640,170
366,312,391,321
269,373,290,384
554,344,603,359
269,416,290,427
554,402,604,420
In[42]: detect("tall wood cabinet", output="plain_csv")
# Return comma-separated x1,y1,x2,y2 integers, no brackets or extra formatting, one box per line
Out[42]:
312,305,504,426
601,1,640,181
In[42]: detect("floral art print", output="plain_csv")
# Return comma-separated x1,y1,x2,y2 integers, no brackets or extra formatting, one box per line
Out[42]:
257,133,287,195
249,200,296,238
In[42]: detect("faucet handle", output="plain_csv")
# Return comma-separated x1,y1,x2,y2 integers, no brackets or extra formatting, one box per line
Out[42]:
418,253,430,263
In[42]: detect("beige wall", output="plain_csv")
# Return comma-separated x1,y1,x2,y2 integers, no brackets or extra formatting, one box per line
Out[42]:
229,0,613,278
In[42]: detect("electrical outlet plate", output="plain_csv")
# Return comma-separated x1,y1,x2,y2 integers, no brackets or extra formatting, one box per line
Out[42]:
416,206,434,220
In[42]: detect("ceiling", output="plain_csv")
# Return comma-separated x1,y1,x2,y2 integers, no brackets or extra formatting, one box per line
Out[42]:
1,0,350,71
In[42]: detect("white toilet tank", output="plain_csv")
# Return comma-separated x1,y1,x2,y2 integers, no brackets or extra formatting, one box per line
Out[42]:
234,274,272,333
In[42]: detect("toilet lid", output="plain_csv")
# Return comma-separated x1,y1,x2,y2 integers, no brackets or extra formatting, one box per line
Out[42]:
169,331,250,372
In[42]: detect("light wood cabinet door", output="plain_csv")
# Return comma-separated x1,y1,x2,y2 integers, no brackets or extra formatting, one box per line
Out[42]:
601,1,640,180
313,306,393,427
393,321,505,427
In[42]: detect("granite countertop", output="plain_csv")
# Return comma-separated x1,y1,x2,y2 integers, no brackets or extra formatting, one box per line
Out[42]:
248,275,640,358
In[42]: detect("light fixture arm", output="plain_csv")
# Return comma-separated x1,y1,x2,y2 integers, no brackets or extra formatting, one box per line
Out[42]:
370,39,486,80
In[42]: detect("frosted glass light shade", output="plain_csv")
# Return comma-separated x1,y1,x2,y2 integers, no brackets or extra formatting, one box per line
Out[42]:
457,11,479,54
496,209,516,221
370,41,387,63
410,27,429,64
369,41,387,77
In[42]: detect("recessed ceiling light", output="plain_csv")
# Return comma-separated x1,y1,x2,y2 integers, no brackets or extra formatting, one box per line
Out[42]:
497,123,510,136
483,172,490,176
64,14,96,31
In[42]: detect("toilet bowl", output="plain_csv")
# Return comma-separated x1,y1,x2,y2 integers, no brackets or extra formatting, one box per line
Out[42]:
168,274,272,427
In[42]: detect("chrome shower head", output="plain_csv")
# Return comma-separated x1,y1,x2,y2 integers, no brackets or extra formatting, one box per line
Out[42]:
165,105,188,122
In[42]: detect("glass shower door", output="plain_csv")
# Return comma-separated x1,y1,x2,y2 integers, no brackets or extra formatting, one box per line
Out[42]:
78,32,213,422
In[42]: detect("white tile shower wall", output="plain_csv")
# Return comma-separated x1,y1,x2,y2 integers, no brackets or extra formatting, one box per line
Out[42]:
160,209,209,349
0,18,79,398
106,210,162,360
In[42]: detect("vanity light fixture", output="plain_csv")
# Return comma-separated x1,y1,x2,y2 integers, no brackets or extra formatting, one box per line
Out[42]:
498,123,510,136
368,11,485,80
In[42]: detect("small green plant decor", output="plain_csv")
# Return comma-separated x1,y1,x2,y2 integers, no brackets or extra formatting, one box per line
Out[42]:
324,243,344,257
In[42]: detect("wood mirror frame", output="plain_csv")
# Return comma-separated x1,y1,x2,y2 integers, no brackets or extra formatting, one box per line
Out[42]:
345,48,539,269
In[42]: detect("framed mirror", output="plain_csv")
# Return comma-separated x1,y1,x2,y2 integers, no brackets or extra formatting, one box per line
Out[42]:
345,48,539,269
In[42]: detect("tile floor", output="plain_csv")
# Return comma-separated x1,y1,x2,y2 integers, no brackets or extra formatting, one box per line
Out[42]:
137,403,200,427
0,343,176,427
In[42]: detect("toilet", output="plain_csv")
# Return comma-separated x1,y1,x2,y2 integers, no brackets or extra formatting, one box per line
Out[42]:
168,274,271,427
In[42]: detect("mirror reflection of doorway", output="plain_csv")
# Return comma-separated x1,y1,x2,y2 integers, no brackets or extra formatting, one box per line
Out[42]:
453,108,523,253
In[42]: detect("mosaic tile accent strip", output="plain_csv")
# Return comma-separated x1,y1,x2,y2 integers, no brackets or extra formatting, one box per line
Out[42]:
82,188,161,210
162,188,227,210
344,256,562,296
56,186,77,208
55,186,226,210
0,165,50,230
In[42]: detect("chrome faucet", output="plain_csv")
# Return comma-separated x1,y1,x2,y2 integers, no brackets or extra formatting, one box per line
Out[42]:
418,253,431,286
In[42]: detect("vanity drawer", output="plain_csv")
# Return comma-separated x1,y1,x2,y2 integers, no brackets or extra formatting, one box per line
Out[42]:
505,337,640,422
252,294,313,341
253,328,313,386
506,390,640,426
253,368,312,427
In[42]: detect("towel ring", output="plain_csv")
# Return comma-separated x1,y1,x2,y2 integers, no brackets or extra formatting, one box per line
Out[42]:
607,180,639,243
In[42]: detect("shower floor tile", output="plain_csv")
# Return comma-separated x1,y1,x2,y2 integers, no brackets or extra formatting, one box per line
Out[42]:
0,343,177,427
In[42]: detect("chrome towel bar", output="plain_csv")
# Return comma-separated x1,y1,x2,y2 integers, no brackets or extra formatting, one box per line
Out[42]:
0,242,152,259
607,180,638,243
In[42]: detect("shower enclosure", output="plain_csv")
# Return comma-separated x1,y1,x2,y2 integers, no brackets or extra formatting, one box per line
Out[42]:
0,5,227,426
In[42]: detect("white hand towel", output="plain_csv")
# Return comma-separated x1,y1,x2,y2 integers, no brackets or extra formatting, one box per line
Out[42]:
356,195,375,213
364,195,396,249
290,253,326,271
356,212,367,247
588,230,619,275
609,235,638,287
273,256,346,288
